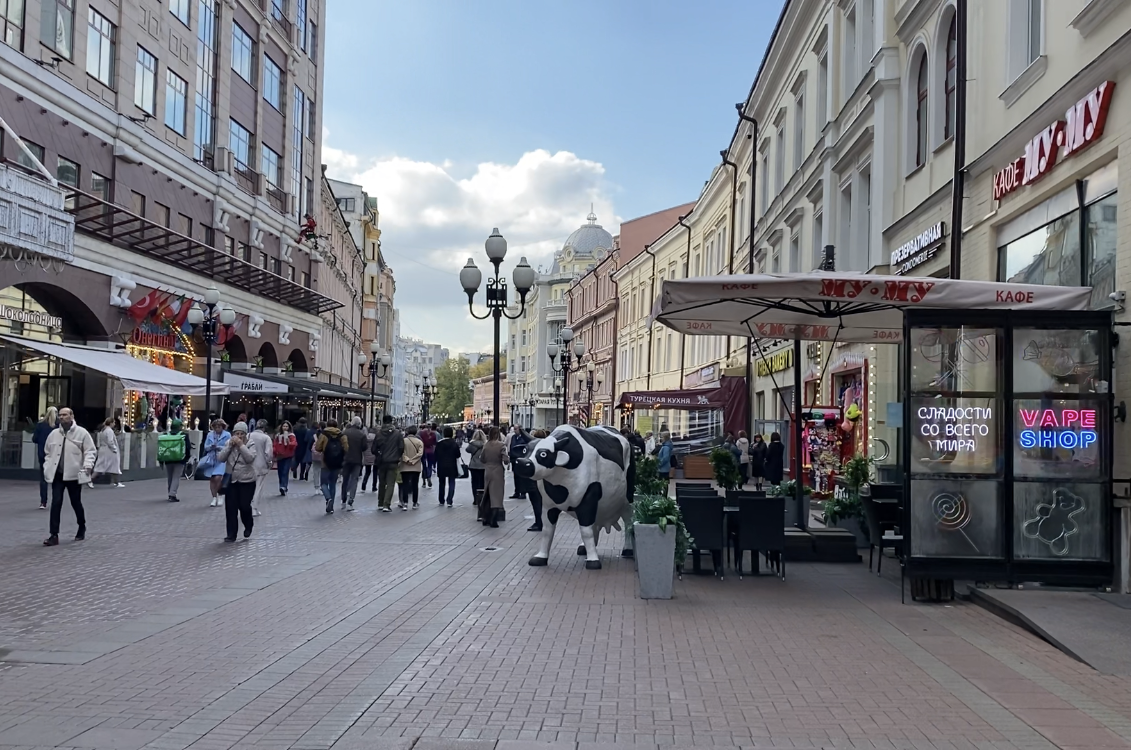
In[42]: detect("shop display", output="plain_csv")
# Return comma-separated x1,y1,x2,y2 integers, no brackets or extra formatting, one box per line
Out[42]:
801,407,848,494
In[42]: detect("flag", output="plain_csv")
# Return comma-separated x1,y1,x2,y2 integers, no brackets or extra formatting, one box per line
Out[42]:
128,290,162,321
149,292,173,322
215,314,243,347
174,297,192,330
158,296,180,325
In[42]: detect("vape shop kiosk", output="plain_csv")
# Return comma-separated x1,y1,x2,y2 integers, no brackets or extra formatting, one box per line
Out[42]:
653,272,1113,597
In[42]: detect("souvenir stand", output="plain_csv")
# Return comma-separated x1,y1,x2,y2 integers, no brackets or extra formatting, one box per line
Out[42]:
653,271,1112,596
800,406,849,494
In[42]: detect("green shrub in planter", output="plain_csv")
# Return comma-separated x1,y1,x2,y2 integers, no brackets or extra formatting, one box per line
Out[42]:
635,455,670,497
632,493,693,569
708,447,742,491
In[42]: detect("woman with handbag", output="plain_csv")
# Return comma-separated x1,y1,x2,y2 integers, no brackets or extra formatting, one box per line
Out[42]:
466,429,486,508
217,421,258,542
398,425,424,510
89,418,125,488
202,419,231,507
478,426,507,528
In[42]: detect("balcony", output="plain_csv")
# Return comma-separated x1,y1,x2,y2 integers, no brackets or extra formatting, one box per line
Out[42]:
66,189,341,315
233,161,260,196
0,163,75,264
265,183,287,214
264,0,294,41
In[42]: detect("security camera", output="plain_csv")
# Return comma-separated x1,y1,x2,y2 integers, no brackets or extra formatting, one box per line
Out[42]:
1110,291,1126,303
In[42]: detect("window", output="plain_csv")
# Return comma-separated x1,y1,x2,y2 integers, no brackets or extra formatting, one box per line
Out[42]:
131,190,145,216
231,23,254,84
193,0,220,163
165,70,188,135
1026,0,1041,66
40,0,73,59
759,146,770,215
944,16,957,140
56,156,79,190
287,265,296,282
261,145,282,187
339,197,355,212
271,0,285,21
817,49,828,127
229,119,253,168
308,20,317,60
2,0,24,50
86,8,115,87
155,202,170,227
843,6,856,96
270,257,281,275
170,0,189,26
178,213,192,237
789,231,800,273
238,242,252,262
306,95,316,137
91,172,111,201
839,184,853,265
259,252,269,270
771,241,780,273
793,92,805,172
774,119,785,195
15,139,44,172
133,46,157,115
263,55,283,110
915,53,929,167
297,0,307,52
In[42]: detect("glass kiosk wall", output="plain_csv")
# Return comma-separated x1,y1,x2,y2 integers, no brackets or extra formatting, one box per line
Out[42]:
903,310,1112,586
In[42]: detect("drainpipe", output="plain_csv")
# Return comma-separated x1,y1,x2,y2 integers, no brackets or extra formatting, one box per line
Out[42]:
720,150,738,275
609,261,620,426
676,216,692,389
737,107,759,442
949,0,968,279
642,243,657,391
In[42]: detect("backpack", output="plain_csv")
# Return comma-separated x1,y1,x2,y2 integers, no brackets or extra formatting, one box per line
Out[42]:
322,433,345,469
158,433,186,463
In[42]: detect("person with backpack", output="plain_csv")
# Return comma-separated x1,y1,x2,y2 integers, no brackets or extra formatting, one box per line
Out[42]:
158,419,193,502
314,419,347,514
341,416,368,510
308,422,324,496
371,415,404,512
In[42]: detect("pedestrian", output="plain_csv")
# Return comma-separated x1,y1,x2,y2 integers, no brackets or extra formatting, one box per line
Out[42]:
466,428,486,506
293,417,311,481
341,416,368,510
372,415,404,512
434,426,462,507
508,425,529,499
478,426,507,527
248,419,274,517
42,407,96,546
217,421,258,542
736,431,751,485
749,433,767,490
309,422,324,495
203,419,231,507
526,429,548,532
398,425,424,510
644,430,655,456
314,419,347,514
90,418,124,488
419,423,437,488
273,421,297,496
765,432,785,486
724,434,742,472
360,423,377,491
33,407,57,509
157,419,193,502
657,431,674,486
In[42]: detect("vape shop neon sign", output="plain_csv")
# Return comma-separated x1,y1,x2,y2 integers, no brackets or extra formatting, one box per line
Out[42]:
1017,408,1098,450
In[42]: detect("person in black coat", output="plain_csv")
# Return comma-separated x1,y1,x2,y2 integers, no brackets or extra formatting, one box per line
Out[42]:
765,431,785,486
433,426,463,506
292,418,310,481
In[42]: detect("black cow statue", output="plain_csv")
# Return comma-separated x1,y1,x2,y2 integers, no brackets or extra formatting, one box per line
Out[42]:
513,425,634,570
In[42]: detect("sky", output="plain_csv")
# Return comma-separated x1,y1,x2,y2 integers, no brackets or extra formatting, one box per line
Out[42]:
321,0,784,354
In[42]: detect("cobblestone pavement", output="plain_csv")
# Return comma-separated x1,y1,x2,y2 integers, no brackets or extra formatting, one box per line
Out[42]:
3,471,1131,750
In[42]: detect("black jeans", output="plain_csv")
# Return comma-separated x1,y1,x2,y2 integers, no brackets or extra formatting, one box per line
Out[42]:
38,462,48,506
361,464,374,491
437,474,456,504
49,478,85,536
225,481,255,539
399,471,420,505
529,486,543,529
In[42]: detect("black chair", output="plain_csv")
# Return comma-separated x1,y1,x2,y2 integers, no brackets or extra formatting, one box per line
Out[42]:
726,489,767,504
861,495,903,575
676,483,718,495
730,495,786,580
677,495,726,580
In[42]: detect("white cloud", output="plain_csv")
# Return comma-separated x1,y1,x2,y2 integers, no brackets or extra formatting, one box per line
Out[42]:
322,139,619,353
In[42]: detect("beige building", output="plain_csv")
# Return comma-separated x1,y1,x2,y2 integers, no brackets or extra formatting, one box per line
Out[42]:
472,372,509,425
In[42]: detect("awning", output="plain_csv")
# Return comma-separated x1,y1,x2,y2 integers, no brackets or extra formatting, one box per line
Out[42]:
653,272,1095,342
221,370,315,394
618,376,748,436
2,335,229,396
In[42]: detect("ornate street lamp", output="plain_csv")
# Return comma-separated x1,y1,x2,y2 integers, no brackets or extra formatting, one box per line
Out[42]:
547,325,586,428
459,228,535,426
527,396,536,428
358,340,392,426
553,377,562,427
187,286,236,423
416,373,439,423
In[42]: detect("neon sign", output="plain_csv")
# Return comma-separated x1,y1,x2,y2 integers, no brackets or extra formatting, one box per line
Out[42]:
916,406,992,453
1017,408,1097,450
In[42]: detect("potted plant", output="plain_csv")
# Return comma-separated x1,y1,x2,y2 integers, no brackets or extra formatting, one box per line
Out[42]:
631,494,693,599
634,455,669,498
709,446,743,492
769,479,812,527
823,455,872,548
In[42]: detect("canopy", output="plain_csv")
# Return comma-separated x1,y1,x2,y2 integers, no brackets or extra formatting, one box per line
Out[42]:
653,272,1095,342
3,335,229,396
618,376,748,436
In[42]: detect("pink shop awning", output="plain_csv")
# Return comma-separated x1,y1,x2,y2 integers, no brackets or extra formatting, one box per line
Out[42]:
652,272,1095,343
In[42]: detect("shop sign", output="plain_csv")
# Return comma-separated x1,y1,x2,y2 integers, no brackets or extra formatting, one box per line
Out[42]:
1018,407,1097,450
890,222,946,276
223,372,289,394
916,405,993,453
0,304,62,330
698,364,718,384
756,348,794,377
993,81,1115,201
131,326,178,351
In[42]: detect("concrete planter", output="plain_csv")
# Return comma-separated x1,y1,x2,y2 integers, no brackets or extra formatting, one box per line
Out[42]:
834,517,870,549
634,523,676,600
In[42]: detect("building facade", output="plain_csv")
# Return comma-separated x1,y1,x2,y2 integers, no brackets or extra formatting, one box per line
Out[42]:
0,0,333,445
314,173,363,390
392,336,447,422
472,372,509,425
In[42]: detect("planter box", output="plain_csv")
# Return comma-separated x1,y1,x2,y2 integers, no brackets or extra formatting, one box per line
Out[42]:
230,362,253,372
681,454,713,479
833,517,870,549
634,523,676,599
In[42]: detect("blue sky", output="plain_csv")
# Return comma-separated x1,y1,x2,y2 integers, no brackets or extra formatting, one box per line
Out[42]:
321,0,783,352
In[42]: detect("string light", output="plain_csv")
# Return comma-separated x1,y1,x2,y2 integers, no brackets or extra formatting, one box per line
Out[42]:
868,345,877,457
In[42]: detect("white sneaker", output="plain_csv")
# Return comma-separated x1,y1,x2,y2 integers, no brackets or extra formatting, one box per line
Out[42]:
252,509,261,517
115,483,126,488
217,497,224,506
87,482,95,489
210,497,218,507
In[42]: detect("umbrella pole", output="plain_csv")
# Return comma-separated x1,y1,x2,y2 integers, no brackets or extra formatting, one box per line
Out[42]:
793,338,806,530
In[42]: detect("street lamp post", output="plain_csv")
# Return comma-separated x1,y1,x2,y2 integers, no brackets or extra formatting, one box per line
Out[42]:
547,325,586,428
358,341,392,426
459,229,535,427
187,286,236,423
553,378,562,427
583,362,596,427
417,374,438,423
527,397,536,428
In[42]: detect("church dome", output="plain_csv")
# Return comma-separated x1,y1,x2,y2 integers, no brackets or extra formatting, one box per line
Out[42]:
561,210,613,259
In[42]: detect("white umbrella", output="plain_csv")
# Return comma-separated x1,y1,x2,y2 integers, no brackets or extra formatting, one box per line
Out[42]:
653,272,1095,342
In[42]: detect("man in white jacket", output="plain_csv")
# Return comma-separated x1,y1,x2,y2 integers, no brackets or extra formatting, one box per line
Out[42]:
248,419,274,517
42,407,96,546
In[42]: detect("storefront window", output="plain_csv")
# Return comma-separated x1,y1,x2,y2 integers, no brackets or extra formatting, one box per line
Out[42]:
999,211,1081,288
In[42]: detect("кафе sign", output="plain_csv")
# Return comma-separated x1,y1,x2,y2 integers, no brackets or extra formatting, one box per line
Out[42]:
993,81,1115,201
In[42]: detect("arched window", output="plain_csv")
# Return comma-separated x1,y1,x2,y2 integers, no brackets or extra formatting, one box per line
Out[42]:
915,54,929,167
944,16,957,140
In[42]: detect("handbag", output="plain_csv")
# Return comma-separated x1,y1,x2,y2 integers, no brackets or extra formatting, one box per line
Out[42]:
458,461,469,479
220,473,231,495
